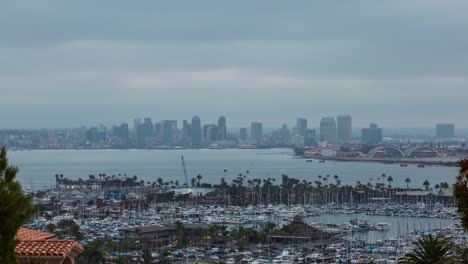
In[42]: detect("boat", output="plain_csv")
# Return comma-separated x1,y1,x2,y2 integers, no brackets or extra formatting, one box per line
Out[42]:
400,164,408,167
319,160,326,163
306,159,313,163
417,164,425,168
375,222,391,231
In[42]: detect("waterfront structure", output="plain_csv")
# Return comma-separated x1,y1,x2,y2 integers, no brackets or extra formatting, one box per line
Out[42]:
367,146,404,158
403,146,440,158
320,117,337,142
191,116,202,146
120,224,209,249
436,123,455,138
337,115,352,143
217,116,227,141
250,122,263,143
296,118,307,136
361,123,383,145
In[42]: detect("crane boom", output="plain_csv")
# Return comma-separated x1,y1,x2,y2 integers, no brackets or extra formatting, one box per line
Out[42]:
181,155,189,186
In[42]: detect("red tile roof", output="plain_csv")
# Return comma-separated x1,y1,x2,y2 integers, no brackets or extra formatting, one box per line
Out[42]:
17,228,56,241
16,240,84,256
15,228,84,257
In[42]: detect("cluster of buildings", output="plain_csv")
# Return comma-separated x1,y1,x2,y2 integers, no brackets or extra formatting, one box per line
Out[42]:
0,115,459,150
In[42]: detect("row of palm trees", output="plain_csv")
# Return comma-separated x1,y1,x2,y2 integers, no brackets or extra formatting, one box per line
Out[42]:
209,172,451,206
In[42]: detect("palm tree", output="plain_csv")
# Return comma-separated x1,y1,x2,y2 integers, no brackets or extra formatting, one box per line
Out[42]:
398,234,454,263
387,176,394,188
423,180,430,191
405,177,411,189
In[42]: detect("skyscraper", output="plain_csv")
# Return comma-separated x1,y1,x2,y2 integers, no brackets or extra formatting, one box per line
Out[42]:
361,123,383,145
161,120,173,145
191,116,202,146
239,128,248,141
217,116,227,141
436,124,455,138
204,124,218,143
320,117,337,142
337,115,352,143
142,117,154,146
296,118,307,136
250,122,263,143
181,120,190,146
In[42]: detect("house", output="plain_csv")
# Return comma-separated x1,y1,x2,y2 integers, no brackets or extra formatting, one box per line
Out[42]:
16,228,83,264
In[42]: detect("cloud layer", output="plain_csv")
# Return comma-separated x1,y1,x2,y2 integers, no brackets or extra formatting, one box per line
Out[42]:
1,1,467,128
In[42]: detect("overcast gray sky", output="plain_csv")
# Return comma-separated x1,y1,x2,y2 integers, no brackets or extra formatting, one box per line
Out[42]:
1,1,467,129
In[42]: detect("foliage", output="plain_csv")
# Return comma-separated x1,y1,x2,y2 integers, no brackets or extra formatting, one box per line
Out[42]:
77,237,118,264
0,147,37,264
454,159,468,231
142,248,152,264
398,234,454,264
56,219,84,240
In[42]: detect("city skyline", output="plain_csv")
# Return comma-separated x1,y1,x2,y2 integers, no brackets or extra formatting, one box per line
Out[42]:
1,1,468,128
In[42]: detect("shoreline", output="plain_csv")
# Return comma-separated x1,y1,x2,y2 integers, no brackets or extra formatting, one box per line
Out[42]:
296,155,460,167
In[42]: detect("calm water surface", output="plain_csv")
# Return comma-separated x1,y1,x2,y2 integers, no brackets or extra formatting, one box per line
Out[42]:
8,149,457,189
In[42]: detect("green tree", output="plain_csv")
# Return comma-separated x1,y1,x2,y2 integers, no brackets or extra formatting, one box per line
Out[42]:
77,237,117,264
398,234,454,264
142,248,152,264
0,147,37,263
454,159,468,231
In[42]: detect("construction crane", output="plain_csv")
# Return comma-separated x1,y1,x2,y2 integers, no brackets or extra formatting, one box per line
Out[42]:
181,155,189,186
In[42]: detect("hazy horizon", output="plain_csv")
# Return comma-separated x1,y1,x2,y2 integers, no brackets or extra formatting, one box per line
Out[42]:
1,1,467,128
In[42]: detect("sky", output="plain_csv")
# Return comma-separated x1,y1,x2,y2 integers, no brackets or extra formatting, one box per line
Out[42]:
1,1,467,129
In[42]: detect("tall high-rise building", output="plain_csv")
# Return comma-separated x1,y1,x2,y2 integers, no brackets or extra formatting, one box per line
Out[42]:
161,120,173,145
191,116,202,146
361,123,383,145
337,115,352,143
154,122,162,144
204,124,218,143
217,116,227,141
181,120,190,146
250,122,263,142
133,118,145,146
296,118,307,136
320,117,337,142
142,117,154,146
436,124,455,138
239,128,248,141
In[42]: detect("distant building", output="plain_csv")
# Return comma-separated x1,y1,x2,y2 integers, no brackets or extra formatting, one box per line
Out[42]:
239,128,248,141
296,118,307,136
320,117,337,142
217,116,227,141
191,116,202,146
161,120,174,145
361,123,383,145
337,115,352,143
181,120,190,146
154,122,162,144
250,122,263,143
271,124,291,145
203,124,218,143
142,117,154,146
436,124,455,138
